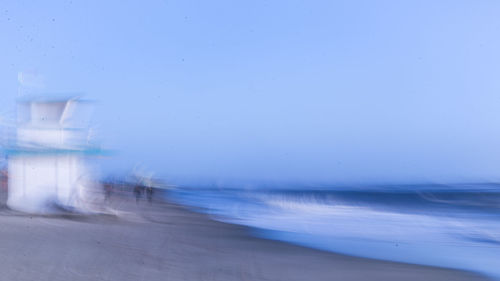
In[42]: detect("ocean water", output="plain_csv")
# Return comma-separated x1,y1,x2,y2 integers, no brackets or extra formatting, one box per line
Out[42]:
168,184,500,279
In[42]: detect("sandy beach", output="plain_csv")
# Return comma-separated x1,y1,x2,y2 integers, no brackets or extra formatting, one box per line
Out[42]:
0,189,491,281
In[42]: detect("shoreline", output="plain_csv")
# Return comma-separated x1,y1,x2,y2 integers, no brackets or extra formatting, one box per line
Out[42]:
0,189,492,281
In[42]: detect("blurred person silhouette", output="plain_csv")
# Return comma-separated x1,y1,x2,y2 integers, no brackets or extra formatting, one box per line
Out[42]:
104,183,113,202
146,186,153,204
133,184,143,203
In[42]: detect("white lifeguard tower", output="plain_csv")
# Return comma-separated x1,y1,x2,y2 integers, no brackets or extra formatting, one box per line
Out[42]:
6,97,100,213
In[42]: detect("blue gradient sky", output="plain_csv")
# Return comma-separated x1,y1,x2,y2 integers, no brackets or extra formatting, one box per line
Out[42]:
1,0,500,184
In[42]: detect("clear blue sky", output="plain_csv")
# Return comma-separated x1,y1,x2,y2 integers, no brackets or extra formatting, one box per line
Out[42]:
1,0,500,185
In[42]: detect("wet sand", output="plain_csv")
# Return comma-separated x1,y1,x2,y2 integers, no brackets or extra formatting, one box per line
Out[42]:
0,190,491,281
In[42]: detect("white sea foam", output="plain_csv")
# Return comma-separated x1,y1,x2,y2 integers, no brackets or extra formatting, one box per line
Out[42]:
236,198,500,278
170,189,500,278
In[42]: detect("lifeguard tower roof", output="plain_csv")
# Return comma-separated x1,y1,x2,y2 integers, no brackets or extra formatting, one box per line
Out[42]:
4,95,102,156
16,95,94,129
